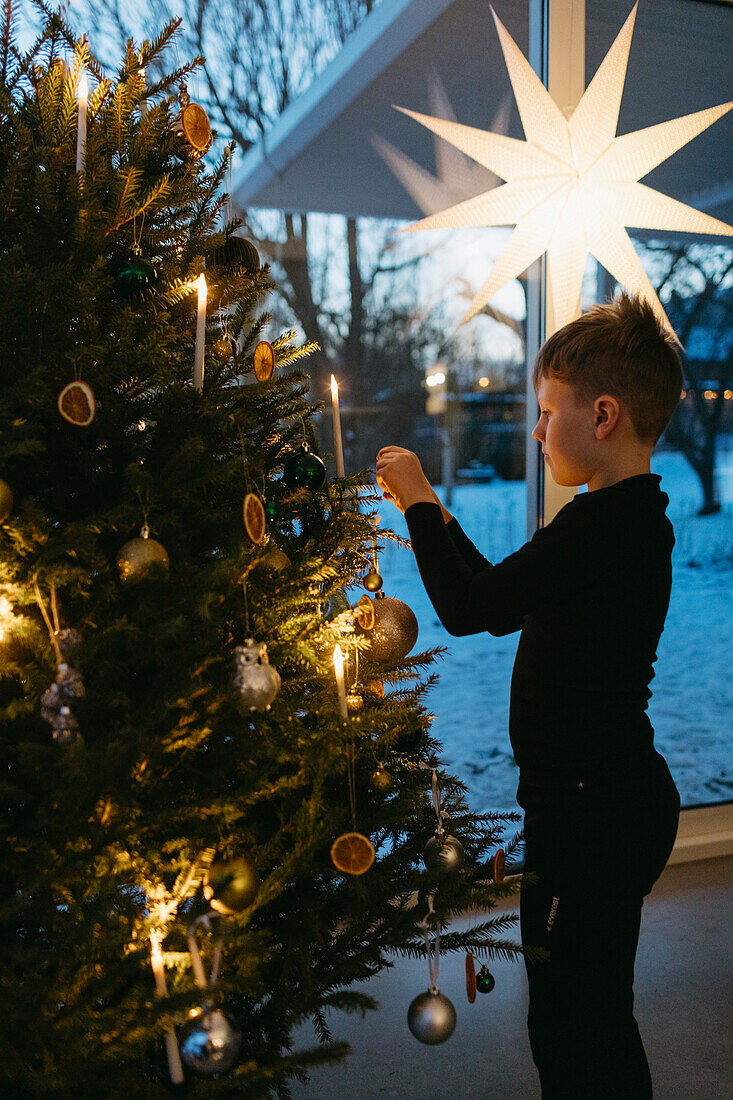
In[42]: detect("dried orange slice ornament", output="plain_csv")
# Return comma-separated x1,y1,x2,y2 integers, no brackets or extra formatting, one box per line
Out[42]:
330,832,375,875
354,594,375,631
253,341,275,381
58,381,96,426
492,848,506,884
243,492,267,545
466,952,477,1004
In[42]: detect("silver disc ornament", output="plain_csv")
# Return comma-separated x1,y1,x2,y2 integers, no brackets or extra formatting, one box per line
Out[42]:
232,639,281,713
354,593,418,664
407,989,457,1045
179,1005,242,1077
423,833,465,875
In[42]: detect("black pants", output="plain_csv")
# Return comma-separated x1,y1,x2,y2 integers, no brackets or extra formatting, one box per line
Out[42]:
520,749,681,1099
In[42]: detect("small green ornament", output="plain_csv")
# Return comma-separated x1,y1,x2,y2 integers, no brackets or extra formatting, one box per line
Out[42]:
282,444,326,490
112,251,159,298
476,965,495,994
0,478,13,524
264,500,279,522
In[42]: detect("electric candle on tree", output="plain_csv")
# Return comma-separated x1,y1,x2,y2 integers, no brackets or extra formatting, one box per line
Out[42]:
333,644,349,720
76,69,88,173
193,274,207,392
330,374,345,477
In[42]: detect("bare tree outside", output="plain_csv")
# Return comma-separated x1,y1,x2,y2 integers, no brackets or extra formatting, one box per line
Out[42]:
642,242,733,516
78,0,458,471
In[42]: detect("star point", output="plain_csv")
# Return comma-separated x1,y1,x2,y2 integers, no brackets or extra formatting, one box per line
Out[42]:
396,4,733,335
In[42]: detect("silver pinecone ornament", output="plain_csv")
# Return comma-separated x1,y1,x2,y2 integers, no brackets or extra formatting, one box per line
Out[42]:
232,639,281,714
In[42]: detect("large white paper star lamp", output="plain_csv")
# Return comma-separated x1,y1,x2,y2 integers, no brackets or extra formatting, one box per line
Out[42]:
395,3,733,336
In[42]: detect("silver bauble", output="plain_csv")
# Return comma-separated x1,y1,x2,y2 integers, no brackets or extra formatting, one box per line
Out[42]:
232,638,281,713
423,833,465,875
354,593,418,664
179,1005,242,1077
117,524,169,583
407,989,457,1045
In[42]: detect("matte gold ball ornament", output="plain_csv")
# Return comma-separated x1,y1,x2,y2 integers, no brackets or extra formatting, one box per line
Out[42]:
116,524,169,583
203,857,259,914
0,477,13,523
354,592,418,664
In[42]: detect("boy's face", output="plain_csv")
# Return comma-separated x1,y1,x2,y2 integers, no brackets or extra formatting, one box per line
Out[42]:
532,375,599,487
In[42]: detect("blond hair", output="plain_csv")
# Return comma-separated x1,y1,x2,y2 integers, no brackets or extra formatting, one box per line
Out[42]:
532,293,683,445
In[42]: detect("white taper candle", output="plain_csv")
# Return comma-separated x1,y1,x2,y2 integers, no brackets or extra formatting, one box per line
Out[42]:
139,66,147,117
150,934,184,1084
193,274,207,392
330,374,345,477
76,69,88,173
333,644,349,720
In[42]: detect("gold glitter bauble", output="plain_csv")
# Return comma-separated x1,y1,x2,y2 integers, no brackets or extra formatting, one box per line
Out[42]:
116,525,169,583
370,766,393,793
257,546,291,573
346,691,363,713
354,594,418,663
212,336,235,362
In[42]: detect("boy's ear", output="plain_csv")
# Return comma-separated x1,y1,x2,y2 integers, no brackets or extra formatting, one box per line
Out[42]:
594,394,621,438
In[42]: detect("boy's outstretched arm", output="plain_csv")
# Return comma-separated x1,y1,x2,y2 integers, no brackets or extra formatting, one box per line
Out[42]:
376,446,491,575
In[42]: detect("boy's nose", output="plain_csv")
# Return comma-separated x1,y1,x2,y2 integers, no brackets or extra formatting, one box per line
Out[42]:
532,421,543,442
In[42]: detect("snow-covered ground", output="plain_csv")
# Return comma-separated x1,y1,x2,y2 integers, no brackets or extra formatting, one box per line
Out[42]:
376,444,733,812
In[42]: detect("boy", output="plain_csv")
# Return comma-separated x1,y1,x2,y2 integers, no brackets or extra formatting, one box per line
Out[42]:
376,293,683,1098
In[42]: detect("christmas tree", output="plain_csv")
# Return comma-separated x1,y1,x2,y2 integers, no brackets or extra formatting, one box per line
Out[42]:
0,8,538,1095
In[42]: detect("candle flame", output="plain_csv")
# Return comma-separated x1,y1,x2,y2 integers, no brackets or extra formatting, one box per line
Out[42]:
333,643,344,676
330,374,339,398
77,69,88,103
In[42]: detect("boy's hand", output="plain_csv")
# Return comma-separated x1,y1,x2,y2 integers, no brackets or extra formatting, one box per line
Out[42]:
375,446,437,515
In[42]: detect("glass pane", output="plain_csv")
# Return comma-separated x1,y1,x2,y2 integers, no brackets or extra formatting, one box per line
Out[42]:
585,0,733,809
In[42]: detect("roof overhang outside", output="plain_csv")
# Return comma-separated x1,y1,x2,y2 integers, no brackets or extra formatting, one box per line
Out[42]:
231,0,733,228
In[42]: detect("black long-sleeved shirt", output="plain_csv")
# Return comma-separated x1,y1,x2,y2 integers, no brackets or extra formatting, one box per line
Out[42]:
405,474,675,808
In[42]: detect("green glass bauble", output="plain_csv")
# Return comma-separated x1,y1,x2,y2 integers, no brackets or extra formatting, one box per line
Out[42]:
0,478,13,523
203,857,259,914
476,965,496,994
282,446,326,490
112,254,159,298
207,234,260,275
